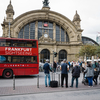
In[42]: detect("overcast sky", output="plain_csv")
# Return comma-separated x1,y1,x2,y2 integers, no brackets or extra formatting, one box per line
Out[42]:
0,0,100,41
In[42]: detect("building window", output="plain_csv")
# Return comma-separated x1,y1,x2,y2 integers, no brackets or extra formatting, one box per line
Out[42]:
9,14,11,17
38,21,53,40
18,22,35,39
59,50,67,62
40,49,50,63
49,22,53,40
61,28,64,42
24,24,29,39
18,21,69,42
56,25,69,42
56,25,60,41
30,22,35,39
18,28,24,38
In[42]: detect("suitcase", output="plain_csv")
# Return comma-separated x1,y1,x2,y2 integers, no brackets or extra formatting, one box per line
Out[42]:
50,72,58,87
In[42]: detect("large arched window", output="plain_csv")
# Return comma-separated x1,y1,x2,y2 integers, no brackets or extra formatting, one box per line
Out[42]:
18,22,35,39
56,24,69,42
59,50,67,62
18,21,69,42
40,49,50,63
38,21,53,40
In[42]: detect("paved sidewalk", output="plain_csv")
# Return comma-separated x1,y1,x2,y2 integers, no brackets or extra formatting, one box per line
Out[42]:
0,83,100,96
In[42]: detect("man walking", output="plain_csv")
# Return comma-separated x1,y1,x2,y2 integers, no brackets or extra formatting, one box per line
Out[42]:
43,59,52,87
60,59,69,88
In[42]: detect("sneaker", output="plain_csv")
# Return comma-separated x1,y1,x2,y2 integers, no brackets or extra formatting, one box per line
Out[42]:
70,86,73,87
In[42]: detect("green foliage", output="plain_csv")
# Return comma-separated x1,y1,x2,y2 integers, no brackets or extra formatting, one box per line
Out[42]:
95,46,100,57
78,45,97,57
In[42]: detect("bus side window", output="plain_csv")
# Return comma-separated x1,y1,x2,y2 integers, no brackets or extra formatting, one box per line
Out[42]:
32,56,37,63
32,41,36,47
33,60,36,63
3,44,5,46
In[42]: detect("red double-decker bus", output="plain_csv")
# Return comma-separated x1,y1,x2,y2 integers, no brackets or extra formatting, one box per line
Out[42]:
0,37,39,78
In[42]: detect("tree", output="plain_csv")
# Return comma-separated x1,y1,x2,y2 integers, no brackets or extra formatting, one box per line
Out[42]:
78,45,97,58
95,46,100,57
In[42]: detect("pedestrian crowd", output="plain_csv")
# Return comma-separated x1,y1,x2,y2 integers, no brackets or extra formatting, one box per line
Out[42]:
43,59,100,88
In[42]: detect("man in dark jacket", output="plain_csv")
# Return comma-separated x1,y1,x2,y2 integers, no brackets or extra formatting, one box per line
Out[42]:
93,68,99,85
61,59,69,88
43,59,52,87
70,63,80,88
53,61,57,72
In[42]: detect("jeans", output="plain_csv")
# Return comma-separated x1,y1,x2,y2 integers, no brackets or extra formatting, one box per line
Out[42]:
87,77,93,86
71,77,78,88
53,68,56,72
45,74,50,86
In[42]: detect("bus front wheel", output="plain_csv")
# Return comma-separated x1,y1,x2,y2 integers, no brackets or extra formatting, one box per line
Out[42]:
3,69,13,78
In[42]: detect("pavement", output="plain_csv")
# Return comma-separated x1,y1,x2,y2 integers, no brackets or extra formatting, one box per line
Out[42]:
0,81,100,96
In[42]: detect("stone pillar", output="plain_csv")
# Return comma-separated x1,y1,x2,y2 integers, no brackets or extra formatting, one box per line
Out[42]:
35,21,38,39
50,53,53,64
53,23,56,41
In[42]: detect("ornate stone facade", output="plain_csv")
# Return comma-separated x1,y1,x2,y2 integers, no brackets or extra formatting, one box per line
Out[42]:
1,1,83,63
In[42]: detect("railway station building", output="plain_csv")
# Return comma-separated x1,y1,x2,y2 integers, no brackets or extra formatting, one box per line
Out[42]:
1,0,98,63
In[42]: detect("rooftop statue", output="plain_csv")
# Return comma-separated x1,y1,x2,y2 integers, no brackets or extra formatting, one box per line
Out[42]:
43,0,49,7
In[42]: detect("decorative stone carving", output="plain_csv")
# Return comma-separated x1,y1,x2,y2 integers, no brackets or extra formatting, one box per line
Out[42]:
77,35,80,41
39,31,52,43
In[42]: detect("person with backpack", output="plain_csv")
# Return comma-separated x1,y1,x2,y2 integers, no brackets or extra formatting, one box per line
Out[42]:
70,63,81,88
43,59,52,87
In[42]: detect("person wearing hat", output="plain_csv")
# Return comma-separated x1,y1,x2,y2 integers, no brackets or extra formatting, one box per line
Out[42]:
60,59,69,88
43,59,52,87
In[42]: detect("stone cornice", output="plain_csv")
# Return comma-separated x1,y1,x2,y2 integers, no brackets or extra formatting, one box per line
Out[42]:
38,41,83,46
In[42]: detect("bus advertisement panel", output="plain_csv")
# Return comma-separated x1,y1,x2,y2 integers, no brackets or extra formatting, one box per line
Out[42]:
0,38,39,78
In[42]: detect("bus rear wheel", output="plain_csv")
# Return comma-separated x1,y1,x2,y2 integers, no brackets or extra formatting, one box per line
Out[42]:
3,69,13,78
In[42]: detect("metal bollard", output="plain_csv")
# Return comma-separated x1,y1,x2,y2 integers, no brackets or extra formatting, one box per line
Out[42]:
58,74,60,87
37,75,39,88
13,74,15,90
52,72,53,81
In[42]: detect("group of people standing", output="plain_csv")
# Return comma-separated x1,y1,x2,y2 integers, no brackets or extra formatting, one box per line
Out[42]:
43,59,81,88
43,59,100,88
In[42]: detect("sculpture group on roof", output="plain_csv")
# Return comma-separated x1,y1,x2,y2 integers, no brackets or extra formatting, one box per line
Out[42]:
43,0,49,7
